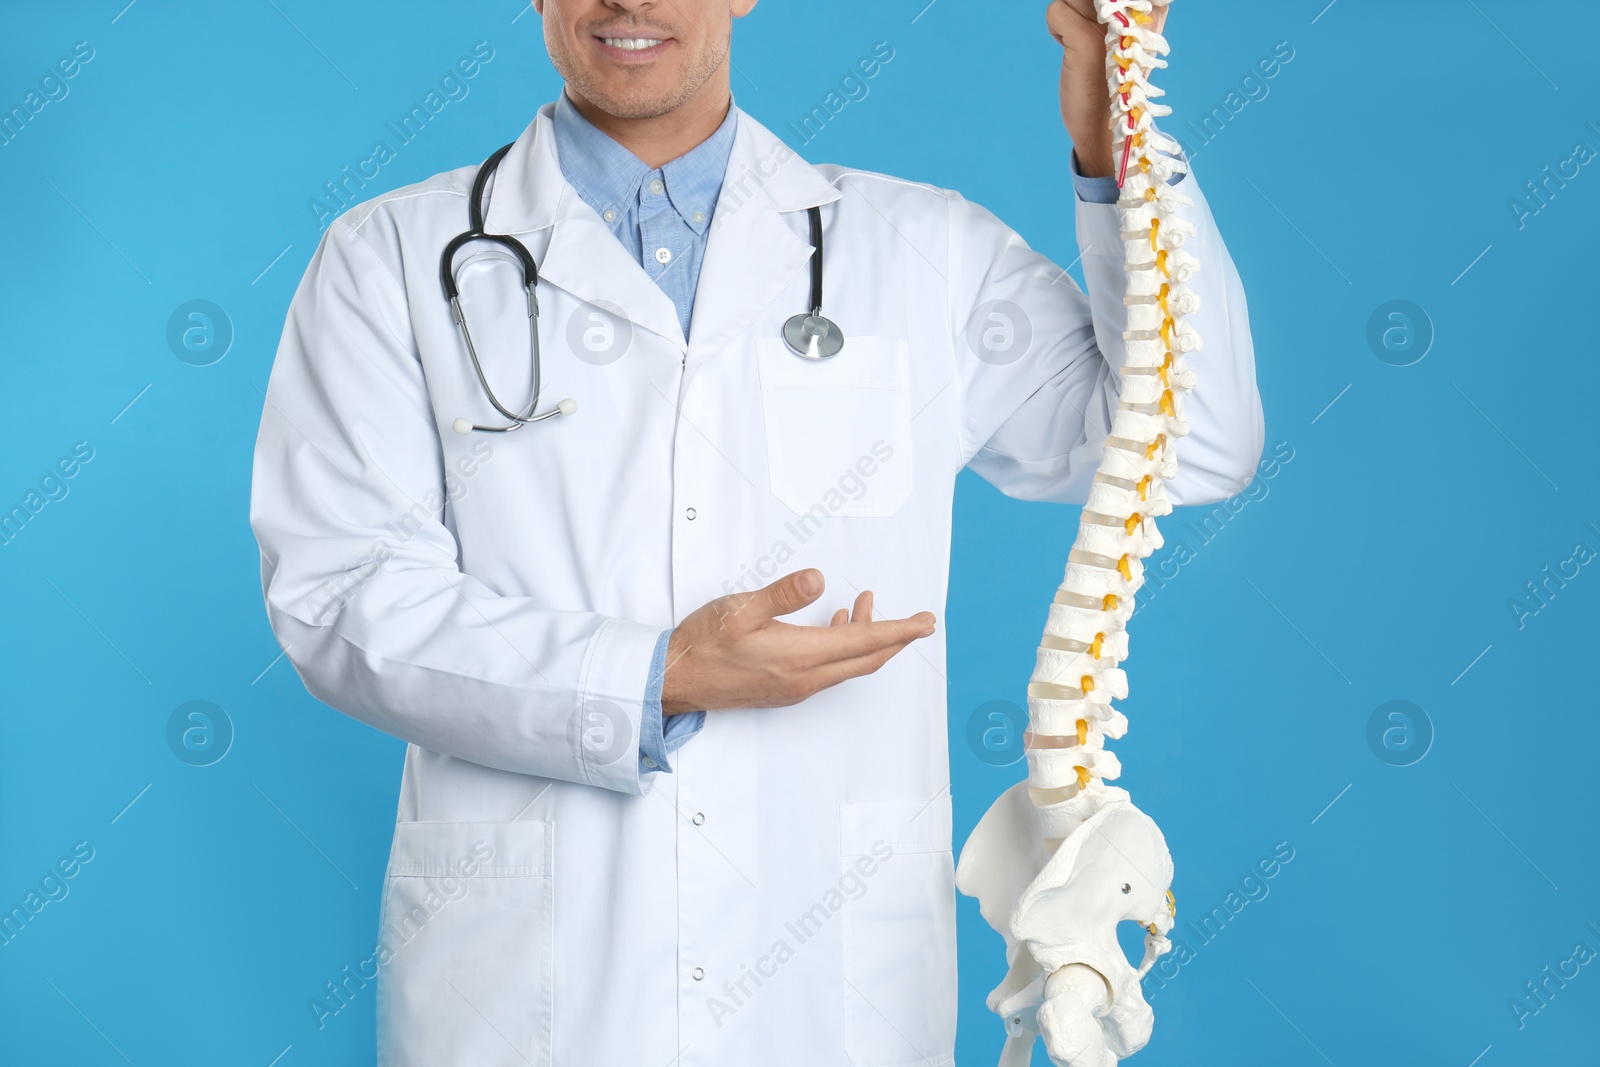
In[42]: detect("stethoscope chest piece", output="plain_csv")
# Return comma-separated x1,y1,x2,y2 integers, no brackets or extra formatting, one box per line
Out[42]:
783,313,845,360
781,205,844,360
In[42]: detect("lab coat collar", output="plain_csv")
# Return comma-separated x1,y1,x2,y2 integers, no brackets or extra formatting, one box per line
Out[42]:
483,101,842,355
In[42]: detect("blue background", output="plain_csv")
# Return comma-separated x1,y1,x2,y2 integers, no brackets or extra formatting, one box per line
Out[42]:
2,1,1597,1065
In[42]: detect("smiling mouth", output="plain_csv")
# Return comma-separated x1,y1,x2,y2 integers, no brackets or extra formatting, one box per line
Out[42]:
596,36,670,51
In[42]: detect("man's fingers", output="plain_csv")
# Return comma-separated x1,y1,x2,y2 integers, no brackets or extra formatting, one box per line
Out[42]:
727,568,825,628
1049,1,1170,40
1048,0,1098,42
761,568,825,617
828,591,873,627
803,634,931,695
787,612,936,669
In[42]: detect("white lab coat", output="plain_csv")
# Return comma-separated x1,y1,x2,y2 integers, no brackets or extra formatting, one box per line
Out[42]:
250,101,1262,1066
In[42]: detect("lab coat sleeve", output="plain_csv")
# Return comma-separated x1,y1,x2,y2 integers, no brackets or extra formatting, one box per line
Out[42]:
250,218,661,796
950,146,1264,507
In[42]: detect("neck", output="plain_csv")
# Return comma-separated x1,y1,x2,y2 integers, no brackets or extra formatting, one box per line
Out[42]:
564,81,731,169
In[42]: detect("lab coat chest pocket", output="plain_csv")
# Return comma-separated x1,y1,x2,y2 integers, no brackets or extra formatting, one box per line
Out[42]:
841,798,957,1067
756,337,913,518
376,821,554,1067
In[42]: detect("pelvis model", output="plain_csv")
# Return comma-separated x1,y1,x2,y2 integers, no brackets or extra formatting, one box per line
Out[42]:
956,3,1196,1065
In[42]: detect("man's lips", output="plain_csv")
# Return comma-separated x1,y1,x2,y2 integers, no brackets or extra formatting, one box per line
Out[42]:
591,33,674,61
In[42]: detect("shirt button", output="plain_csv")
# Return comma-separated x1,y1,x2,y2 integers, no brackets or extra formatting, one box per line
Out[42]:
602,208,618,223
654,247,672,265
649,178,665,196
691,211,705,224
684,507,696,520
642,757,658,770
691,967,705,981
691,812,705,825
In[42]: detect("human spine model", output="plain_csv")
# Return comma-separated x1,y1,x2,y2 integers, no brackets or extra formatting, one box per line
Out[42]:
955,3,1193,1064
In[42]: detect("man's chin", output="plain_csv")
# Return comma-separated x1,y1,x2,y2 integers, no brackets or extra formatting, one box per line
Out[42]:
596,98,680,121
580,83,691,121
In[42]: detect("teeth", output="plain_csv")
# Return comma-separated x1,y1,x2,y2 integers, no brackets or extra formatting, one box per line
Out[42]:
601,37,662,50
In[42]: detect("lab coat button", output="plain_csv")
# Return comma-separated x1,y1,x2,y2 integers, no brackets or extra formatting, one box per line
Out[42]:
685,507,696,520
691,812,705,825
691,967,705,981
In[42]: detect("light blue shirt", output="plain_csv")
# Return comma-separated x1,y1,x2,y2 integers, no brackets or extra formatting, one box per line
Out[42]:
1070,150,1124,204
553,90,1124,775
553,90,737,339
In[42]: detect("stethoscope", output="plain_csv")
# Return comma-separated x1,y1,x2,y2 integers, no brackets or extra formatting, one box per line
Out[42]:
444,141,844,435
779,205,846,362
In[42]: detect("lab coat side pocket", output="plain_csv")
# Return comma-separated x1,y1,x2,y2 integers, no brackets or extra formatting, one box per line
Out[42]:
376,820,554,1067
755,337,913,519
840,797,957,1067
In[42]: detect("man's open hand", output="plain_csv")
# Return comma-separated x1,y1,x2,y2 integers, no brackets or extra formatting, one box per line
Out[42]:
661,569,936,715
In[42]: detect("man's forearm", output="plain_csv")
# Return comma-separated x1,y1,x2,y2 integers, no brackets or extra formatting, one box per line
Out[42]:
1061,61,1115,177
1055,4,1117,176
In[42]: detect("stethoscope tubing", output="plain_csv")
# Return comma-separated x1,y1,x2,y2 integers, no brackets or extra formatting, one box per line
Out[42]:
444,140,844,433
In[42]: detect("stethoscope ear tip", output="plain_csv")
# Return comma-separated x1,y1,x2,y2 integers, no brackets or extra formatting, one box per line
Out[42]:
557,397,578,416
453,418,475,435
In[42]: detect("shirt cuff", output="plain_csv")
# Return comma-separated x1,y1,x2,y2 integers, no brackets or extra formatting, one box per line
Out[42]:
663,707,706,753
638,629,707,774
1069,148,1121,205
638,629,672,773
1070,126,1191,204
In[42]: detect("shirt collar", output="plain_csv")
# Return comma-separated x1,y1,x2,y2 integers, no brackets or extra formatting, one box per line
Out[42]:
552,90,739,236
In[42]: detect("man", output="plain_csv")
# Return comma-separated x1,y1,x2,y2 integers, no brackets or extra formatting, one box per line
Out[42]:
250,0,1261,1063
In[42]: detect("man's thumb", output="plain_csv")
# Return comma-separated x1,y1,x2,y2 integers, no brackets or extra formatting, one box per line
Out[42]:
758,569,825,618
